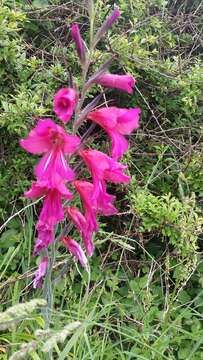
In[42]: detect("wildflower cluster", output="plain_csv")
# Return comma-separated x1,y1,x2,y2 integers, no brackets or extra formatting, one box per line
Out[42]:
20,8,141,288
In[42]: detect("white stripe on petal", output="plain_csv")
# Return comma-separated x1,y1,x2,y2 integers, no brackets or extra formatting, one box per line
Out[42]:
60,150,67,171
44,151,53,171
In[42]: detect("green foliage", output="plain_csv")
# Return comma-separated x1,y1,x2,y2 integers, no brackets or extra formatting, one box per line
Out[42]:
131,186,202,254
1,254,203,359
0,2,69,216
184,152,203,196
0,4,26,89
130,184,203,283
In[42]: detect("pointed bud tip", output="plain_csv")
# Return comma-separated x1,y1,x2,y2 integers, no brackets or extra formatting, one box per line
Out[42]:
113,8,121,18
70,22,86,65
94,7,121,45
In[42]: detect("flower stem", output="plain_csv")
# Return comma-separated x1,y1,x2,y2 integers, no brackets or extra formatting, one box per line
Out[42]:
73,1,95,135
42,242,55,359
42,245,55,328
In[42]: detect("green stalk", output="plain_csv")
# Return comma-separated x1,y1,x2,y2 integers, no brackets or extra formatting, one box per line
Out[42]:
73,0,95,134
42,242,55,359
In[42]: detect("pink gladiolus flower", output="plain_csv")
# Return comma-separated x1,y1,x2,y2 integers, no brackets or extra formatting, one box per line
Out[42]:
25,180,73,226
73,180,98,233
24,178,73,200
95,73,135,94
71,23,86,65
95,181,118,216
74,180,117,216
33,256,48,288
80,150,130,198
25,180,73,255
38,189,66,226
20,119,79,155
88,106,141,159
72,180,118,256
62,237,88,269
66,206,94,256
34,188,65,254
34,222,54,256
53,88,77,123
74,179,117,222
20,119,80,186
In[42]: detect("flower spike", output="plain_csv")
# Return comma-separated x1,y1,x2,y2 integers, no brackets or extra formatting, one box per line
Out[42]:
18,5,141,287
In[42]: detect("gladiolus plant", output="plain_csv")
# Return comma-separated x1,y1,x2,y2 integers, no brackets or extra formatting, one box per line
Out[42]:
20,3,141,290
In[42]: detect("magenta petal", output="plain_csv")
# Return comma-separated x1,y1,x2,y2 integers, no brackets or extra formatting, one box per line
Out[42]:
35,150,54,178
63,237,88,269
107,129,129,160
34,222,54,255
19,118,56,154
20,136,50,155
66,206,87,230
80,150,108,179
36,118,57,135
95,73,135,94
63,134,80,153
87,107,118,129
66,207,95,257
85,208,98,233
83,235,94,257
53,88,77,123
55,150,75,181
71,23,86,64
33,256,48,288
73,180,98,232
35,150,75,183
96,182,118,216
20,118,80,158
54,178,73,200
87,106,140,159
80,149,130,184
39,190,64,226
73,178,117,224
117,108,141,134
25,177,72,201
24,181,47,199
104,162,131,183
